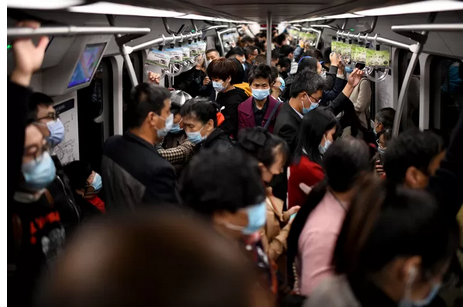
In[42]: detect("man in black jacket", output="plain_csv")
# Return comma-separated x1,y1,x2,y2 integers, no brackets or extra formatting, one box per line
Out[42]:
101,84,177,211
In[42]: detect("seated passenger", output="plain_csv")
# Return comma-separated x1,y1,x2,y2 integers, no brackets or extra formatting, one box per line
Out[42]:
238,128,298,273
181,97,234,152
287,138,370,296
306,176,459,307
63,160,105,215
238,64,281,133
40,210,270,307
157,90,194,174
207,58,249,138
178,146,275,293
10,124,66,307
101,84,177,211
287,108,337,209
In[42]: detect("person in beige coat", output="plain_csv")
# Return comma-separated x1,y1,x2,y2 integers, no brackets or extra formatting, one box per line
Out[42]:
238,127,300,273
349,75,372,129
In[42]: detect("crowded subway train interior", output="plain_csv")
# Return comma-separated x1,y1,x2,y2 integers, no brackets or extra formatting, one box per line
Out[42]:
6,0,463,307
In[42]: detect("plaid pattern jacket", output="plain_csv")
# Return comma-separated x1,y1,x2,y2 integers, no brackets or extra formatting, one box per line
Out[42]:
158,139,195,165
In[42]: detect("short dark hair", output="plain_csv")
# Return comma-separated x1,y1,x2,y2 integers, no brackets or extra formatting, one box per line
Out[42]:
206,58,236,84
238,127,290,169
375,107,396,129
180,97,219,127
290,69,325,98
270,66,279,82
179,146,266,216
245,46,259,59
255,54,267,65
309,49,323,62
279,45,294,57
229,58,245,84
225,47,245,59
333,176,459,280
297,57,318,74
276,33,287,46
240,36,253,45
383,128,443,184
294,107,338,165
40,210,258,307
248,64,274,85
271,50,280,61
277,57,291,70
29,92,54,121
63,160,93,190
127,83,171,129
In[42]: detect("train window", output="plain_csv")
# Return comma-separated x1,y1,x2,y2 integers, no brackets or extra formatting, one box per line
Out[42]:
122,51,144,131
398,50,420,130
76,58,113,173
430,57,463,139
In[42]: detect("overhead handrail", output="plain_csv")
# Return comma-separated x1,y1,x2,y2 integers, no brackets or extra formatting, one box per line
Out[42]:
392,23,463,33
130,31,203,53
310,24,342,32
300,27,322,47
7,26,151,38
202,25,229,32
162,17,185,35
337,31,413,52
217,28,238,55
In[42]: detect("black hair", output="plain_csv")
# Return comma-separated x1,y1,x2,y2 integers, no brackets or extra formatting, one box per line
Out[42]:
287,138,371,285
276,33,287,46
206,49,220,56
248,64,274,86
255,42,265,53
179,146,266,216
297,57,318,74
289,69,325,98
279,45,295,57
333,176,459,281
271,50,280,61
255,54,267,65
230,58,245,84
41,209,258,307
270,66,279,83
180,97,219,127
238,127,290,169
240,36,254,45
308,49,323,62
225,47,245,58
294,107,338,166
383,128,443,184
206,58,237,84
126,83,171,129
375,107,396,130
63,160,93,190
29,92,54,121
245,46,259,59
277,57,291,70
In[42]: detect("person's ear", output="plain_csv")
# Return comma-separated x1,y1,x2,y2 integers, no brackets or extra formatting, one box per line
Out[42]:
258,162,265,173
206,119,215,132
402,256,422,283
148,111,158,127
405,166,427,188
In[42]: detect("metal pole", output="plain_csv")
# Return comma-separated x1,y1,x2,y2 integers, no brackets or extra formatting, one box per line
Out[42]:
392,24,463,32
392,45,422,136
132,32,202,52
266,11,272,66
7,26,150,38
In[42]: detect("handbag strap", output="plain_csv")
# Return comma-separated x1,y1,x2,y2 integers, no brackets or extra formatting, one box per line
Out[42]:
263,101,282,130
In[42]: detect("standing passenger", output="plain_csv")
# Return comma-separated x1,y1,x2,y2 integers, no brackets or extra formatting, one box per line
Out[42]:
238,64,281,133
287,108,337,209
101,84,177,210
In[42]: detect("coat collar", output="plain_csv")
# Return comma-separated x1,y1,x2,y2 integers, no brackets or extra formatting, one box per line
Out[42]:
241,95,278,120
124,131,159,154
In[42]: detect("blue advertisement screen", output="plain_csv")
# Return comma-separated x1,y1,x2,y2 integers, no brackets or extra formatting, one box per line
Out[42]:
68,43,106,88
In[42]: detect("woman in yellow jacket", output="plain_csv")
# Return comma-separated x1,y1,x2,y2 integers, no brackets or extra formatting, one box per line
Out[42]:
238,127,300,274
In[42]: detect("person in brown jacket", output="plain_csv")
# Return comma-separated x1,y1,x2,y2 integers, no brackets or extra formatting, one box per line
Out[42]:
237,127,300,274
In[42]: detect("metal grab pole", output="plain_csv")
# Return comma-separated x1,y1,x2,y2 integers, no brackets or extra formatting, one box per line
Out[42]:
7,26,150,38
266,11,272,66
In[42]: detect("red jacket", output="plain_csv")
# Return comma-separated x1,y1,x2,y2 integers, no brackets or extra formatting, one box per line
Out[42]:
238,96,281,133
288,156,324,209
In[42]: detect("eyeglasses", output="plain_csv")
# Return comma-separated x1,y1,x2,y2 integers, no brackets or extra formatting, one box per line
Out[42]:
376,139,386,149
308,94,321,104
36,112,59,122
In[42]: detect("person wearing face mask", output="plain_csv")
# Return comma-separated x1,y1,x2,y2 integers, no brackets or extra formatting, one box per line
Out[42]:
226,47,249,82
373,107,396,139
198,49,221,102
10,124,66,307
180,98,234,153
270,66,285,102
238,64,281,133
64,160,105,216
287,108,338,209
374,129,391,178
101,83,177,211
206,58,249,139
306,176,460,307
238,128,299,276
287,138,371,297
178,146,277,293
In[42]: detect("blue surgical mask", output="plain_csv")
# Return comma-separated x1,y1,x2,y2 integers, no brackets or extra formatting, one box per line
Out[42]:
156,113,174,138
378,146,386,156
213,81,225,92
170,123,182,133
345,65,354,74
222,201,267,235
411,283,442,306
318,135,332,155
21,151,56,191
252,88,270,101
46,119,65,147
186,126,205,144
279,77,285,91
399,268,442,307
91,173,102,192
302,95,319,115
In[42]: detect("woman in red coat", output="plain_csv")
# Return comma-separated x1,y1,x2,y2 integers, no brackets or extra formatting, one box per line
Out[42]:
287,108,338,209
